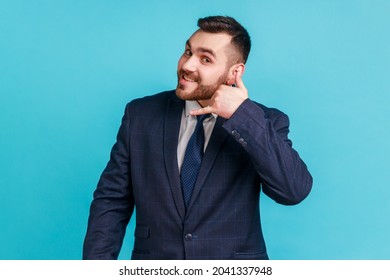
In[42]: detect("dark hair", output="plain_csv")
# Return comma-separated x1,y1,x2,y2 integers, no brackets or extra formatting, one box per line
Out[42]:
197,16,251,64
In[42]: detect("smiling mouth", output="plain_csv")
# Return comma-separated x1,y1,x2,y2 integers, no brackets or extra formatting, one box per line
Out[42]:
179,70,199,83
182,74,197,82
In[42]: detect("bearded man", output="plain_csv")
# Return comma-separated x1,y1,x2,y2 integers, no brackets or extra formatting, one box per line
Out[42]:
83,15,312,260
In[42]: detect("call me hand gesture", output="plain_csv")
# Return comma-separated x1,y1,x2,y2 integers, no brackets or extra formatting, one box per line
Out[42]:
190,71,248,119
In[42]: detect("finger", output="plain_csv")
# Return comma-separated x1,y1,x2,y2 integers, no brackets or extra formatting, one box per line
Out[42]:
190,106,214,116
235,70,245,89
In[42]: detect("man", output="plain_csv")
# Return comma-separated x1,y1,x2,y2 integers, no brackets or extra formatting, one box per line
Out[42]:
83,16,312,260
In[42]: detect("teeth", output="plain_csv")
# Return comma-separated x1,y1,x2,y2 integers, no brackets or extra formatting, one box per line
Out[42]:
183,75,195,82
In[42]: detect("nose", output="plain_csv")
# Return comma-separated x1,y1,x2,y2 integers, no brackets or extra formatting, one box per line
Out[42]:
181,55,197,73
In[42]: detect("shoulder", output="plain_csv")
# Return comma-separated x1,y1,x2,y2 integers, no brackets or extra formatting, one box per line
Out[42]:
128,90,177,107
254,101,288,120
240,99,289,125
124,90,180,114
248,100,291,131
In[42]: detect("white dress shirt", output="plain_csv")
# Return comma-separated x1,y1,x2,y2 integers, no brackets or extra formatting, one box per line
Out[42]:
177,101,217,172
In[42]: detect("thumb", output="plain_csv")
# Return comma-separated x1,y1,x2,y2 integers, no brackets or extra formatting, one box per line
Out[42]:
235,70,245,89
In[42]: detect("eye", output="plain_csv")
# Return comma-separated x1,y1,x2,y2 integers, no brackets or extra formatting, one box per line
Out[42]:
184,49,192,57
201,56,212,64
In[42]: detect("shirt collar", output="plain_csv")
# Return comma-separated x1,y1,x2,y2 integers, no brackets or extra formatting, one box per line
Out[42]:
184,100,218,119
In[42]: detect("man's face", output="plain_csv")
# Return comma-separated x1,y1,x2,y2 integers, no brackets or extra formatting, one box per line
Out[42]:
176,31,233,102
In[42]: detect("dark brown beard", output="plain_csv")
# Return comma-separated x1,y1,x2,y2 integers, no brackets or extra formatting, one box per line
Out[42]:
176,71,228,101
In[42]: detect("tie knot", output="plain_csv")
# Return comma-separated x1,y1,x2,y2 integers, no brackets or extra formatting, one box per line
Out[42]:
196,114,211,124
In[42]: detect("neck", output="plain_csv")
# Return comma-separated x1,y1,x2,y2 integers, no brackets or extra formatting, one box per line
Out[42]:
197,99,212,108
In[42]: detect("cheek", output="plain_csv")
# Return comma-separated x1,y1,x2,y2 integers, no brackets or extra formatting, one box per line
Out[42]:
200,69,224,85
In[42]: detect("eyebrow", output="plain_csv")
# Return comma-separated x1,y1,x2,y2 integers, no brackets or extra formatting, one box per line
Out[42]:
186,40,216,58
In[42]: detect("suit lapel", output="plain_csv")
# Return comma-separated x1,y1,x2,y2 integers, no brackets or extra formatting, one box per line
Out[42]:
163,93,186,221
187,116,229,211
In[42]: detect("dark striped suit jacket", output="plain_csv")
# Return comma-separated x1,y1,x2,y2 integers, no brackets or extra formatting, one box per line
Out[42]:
83,90,312,259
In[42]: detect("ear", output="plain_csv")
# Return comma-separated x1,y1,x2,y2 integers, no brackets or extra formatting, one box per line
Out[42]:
226,63,245,86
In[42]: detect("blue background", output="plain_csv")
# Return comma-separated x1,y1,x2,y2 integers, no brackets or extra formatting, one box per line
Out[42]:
1,0,389,260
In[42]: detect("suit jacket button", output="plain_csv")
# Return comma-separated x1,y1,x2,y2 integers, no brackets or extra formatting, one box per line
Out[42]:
239,138,247,147
232,130,240,139
185,233,192,241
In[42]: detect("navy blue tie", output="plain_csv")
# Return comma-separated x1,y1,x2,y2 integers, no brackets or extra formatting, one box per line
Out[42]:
180,114,210,208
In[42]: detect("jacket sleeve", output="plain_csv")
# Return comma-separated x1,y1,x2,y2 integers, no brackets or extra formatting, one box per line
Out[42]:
222,99,313,205
83,103,134,259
